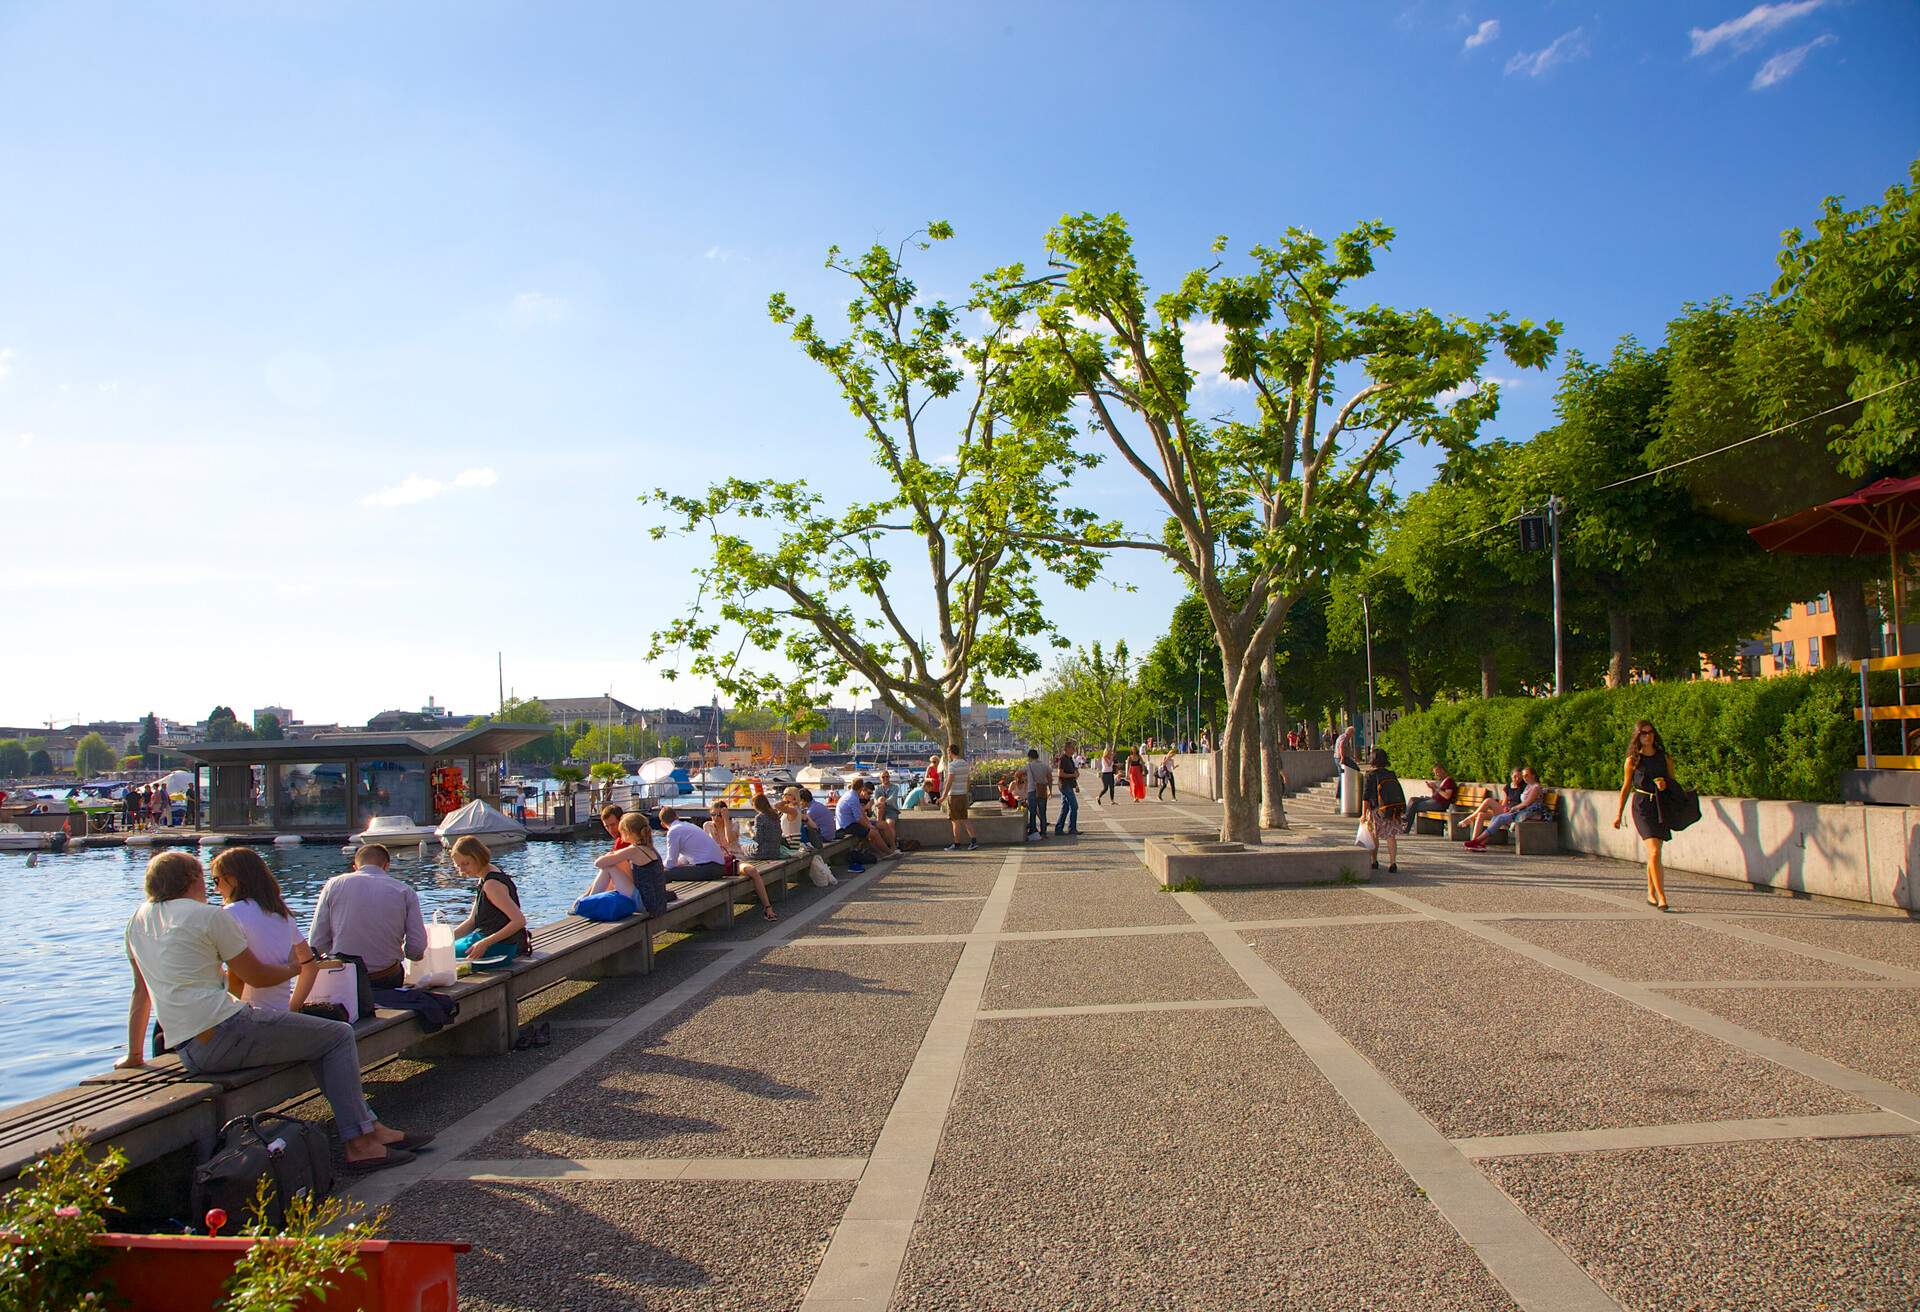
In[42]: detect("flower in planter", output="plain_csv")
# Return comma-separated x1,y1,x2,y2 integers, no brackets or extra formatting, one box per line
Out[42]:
0,1130,127,1312
218,1180,387,1312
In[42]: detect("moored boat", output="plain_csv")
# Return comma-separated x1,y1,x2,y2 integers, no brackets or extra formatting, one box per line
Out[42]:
356,814,438,848
433,799,527,849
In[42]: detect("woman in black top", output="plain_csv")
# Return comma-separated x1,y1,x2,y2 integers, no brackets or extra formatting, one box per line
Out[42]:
1613,720,1676,911
1360,748,1405,873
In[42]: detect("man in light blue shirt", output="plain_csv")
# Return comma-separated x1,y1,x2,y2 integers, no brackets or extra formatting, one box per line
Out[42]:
836,779,898,860
657,807,729,881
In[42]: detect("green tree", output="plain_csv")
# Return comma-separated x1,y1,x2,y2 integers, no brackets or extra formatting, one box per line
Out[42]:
1010,641,1145,752
251,711,284,741
647,223,1106,749
26,745,52,774
0,739,27,777
723,706,784,734
204,707,253,742
1020,213,1557,840
1773,158,1920,474
137,713,161,765
72,733,117,778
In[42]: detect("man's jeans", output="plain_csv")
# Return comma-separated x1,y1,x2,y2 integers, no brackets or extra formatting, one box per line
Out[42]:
1483,802,1547,842
177,1007,376,1140
1054,784,1079,834
1026,791,1048,836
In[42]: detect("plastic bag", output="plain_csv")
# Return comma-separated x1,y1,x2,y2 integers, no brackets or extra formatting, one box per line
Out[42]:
406,912,458,988
808,854,839,888
1354,822,1377,853
303,961,360,1022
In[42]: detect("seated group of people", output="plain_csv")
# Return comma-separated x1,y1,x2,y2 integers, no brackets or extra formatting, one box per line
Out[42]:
1396,761,1550,850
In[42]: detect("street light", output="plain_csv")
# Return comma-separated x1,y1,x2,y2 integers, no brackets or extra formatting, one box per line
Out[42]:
1358,592,1376,753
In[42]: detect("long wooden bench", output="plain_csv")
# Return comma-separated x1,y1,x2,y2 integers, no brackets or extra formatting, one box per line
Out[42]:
0,837,860,1188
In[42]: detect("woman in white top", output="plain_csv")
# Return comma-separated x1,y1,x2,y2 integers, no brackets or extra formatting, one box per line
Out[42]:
211,847,315,1012
705,799,743,857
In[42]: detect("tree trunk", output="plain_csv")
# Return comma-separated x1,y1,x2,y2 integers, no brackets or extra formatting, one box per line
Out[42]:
1480,648,1499,699
1606,606,1632,689
1217,657,1263,844
939,692,966,756
1830,574,1870,664
1260,661,1288,829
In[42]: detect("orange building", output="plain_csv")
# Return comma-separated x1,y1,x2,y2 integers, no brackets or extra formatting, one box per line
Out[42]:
731,729,809,765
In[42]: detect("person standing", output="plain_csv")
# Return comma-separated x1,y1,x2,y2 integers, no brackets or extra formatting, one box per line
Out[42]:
1156,746,1178,801
1359,748,1405,874
1053,740,1080,835
1023,748,1051,842
1614,720,1677,911
1334,721,1360,817
1126,748,1147,802
1096,746,1118,806
941,742,976,851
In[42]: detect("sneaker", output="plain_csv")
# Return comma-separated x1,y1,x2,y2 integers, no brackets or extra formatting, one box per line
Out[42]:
849,862,866,873
944,843,960,852
1463,839,1486,852
966,841,979,851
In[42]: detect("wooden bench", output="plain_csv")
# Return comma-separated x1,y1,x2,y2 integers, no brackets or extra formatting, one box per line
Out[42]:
1444,785,1561,853
0,837,861,1188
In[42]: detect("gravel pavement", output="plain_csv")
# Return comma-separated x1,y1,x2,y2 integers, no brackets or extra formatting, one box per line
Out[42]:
1672,985,1920,1095
1001,866,1189,932
1724,914,1920,973
466,943,961,1160
1502,917,1879,982
388,1179,852,1311
1485,1137,1920,1312
981,930,1252,1010
895,1010,1517,1311
1248,920,1868,1136
1195,884,1399,921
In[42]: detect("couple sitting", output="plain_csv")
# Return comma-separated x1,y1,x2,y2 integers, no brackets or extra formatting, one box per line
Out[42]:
1463,767,1549,851
575,803,778,923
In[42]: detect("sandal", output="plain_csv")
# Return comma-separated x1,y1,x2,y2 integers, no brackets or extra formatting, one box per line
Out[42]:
341,1146,416,1172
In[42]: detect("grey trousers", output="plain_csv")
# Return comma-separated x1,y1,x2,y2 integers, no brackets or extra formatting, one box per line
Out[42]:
178,1006,377,1140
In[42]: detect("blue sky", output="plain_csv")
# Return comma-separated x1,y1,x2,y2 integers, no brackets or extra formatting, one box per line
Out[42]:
3,1,1916,729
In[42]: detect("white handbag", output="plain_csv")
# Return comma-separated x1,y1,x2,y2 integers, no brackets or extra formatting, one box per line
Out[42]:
406,912,458,989
303,961,360,1022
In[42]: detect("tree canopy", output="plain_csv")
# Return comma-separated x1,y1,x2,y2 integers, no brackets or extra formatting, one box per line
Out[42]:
72,733,117,778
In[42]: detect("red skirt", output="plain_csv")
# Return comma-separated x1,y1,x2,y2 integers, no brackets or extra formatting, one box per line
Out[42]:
1128,765,1146,800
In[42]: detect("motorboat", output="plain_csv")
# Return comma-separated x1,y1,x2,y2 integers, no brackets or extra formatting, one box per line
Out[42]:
0,824,60,852
356,814,438,848
691,765,734,788
434,799,527,849
795,765,844,789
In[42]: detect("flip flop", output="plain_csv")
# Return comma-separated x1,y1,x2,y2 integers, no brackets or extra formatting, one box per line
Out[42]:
393,1130,435,1152
341,1146,416,1172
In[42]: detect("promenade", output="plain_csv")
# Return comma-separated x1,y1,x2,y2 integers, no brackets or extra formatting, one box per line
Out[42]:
310,794,1917,1310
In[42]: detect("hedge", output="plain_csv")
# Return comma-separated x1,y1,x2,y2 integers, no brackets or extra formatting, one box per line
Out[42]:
1375,668,1870,803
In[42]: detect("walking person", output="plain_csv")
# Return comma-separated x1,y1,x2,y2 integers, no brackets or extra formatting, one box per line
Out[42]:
1096,746,1118,806
1023,748,1051,841
1360,748,1404,874
1614,720,1677,911
1155,746,1178,800
1126,748,1147,802
941,742,976,851
1053,740,1080,835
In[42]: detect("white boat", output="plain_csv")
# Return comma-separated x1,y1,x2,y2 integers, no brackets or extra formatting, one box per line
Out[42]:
796,765,844,789
0,824,55,852
433,799,527,849
356,814,437,848
692,765,734,788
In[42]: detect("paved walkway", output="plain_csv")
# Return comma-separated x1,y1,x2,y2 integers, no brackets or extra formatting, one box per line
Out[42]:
315,796,1919,1310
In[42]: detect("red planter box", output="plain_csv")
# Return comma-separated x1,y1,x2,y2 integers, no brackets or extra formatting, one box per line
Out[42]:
94,1234,470,1311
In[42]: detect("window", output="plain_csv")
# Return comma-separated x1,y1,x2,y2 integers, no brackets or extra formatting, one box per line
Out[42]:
209,763,270,828
1805,637,1821,668
1772,641,1796,671
279,763,350,828
1814,593,1831,614
357,758,429,825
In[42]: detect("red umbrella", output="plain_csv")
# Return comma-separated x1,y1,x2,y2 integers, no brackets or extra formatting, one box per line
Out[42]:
1750,475,1920,657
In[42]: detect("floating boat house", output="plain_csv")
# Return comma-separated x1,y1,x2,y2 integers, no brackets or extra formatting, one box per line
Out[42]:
176,723,551,835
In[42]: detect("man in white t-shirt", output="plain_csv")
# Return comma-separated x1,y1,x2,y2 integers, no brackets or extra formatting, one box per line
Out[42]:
117,850,425,1170
941,742,976,851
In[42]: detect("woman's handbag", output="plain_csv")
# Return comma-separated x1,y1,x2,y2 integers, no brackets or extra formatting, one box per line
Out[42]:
406,912,458,989
302,960,359,1023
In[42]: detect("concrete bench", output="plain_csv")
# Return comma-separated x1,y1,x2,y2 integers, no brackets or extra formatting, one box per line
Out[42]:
0,839,864,1189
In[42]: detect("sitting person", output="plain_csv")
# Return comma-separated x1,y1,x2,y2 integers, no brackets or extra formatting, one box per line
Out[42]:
117,851,423,1170
212,847,316,1013
836,778,898,861
706,800,778,919
776,786,812,850
999,770,1024,812
448,836,529,968
748,793,787,860
592,811,672,915
1402,762,1459,834
599,802,625,844
902,777,929,810
575,814,645,921
870,773,903,849
1467,767,1548,851
804,788,837,843
1462,767,1526,839
308,842,426,991
657,805,734,883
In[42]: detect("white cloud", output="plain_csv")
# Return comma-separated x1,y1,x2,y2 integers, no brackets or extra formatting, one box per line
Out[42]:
509,291,568,323
1690,1,1826,57
1751,33,1835,87
1181,321,1248,391
1505,27,1589,77
1437,374,1525,405
1464,19,1500,51
703,244,745,264
0,348,13,383
13,432,33,449
361,466,500,509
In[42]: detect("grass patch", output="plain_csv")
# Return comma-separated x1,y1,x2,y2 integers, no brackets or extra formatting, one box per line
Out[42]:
1163,877,1206,893
1337,867,1365,884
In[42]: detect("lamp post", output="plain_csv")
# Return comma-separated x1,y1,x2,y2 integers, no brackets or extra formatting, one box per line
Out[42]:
1359,592,1376,753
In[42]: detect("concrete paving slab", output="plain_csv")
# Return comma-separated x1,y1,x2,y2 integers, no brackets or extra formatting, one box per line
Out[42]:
807,895,987,940
1484,1137,1920,1312
387,1178,852,1312
1247,920,1869,1137
895,1010,1523,1311
980,930,1252,1010
1000,866,1189,932
1195,884,1399,921
466,944,962,1161
1500,917,1882,982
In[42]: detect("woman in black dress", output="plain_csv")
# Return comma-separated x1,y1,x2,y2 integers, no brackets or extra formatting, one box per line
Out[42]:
1613,720,1676,911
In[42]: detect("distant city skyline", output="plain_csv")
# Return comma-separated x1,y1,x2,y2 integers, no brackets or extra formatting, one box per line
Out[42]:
4,2,1916,724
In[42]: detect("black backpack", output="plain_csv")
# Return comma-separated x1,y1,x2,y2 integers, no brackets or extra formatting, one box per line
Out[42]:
191,1113,335,1230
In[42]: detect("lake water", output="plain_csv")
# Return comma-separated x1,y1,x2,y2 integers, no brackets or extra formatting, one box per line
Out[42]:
0,837,609,1108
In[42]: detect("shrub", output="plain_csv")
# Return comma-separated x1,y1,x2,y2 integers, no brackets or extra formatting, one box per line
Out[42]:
1377,668,1859,802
